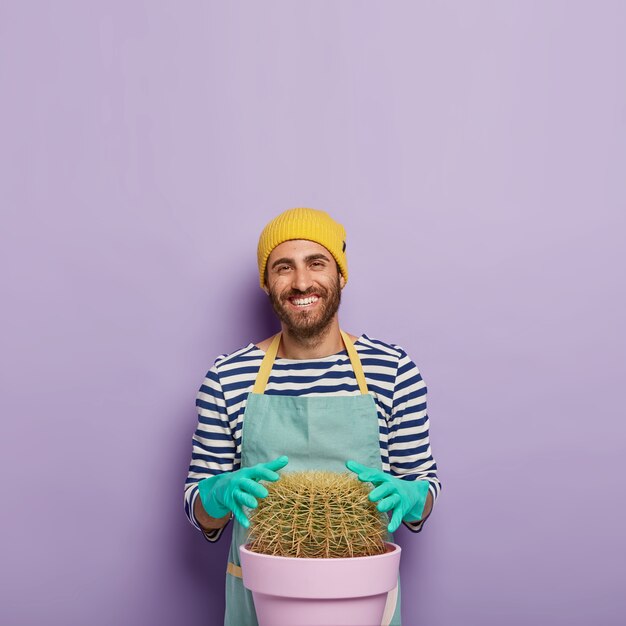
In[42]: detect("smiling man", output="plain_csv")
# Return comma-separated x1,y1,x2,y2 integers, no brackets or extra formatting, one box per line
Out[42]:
184,208,441,626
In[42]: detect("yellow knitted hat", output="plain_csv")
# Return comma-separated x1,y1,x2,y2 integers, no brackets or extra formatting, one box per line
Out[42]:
257,208,348,289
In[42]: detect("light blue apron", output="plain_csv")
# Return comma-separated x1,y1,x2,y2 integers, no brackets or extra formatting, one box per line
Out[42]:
224,330,402,626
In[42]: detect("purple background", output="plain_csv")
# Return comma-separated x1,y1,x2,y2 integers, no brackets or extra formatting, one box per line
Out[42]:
1,2,625,625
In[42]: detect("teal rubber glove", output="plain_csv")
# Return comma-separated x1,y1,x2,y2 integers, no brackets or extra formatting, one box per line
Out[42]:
197,456,289,529
345,460,430,533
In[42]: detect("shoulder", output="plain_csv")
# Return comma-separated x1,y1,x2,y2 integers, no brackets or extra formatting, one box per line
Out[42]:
357,334,407,360
203,341,264,380
358,334,422,376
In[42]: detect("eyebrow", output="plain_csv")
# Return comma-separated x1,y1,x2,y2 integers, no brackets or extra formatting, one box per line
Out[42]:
270,253,331,270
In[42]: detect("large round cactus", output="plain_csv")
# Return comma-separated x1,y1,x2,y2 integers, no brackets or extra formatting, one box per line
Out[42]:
247,470,388,558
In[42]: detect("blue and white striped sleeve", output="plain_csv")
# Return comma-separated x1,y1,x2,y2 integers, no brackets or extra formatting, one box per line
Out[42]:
184,362,235,543
388,348,442,533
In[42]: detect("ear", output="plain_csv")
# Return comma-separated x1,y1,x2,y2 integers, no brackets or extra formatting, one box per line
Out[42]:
339,274,346,289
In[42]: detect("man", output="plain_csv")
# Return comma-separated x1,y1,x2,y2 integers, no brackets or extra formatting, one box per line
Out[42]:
184,207,441,625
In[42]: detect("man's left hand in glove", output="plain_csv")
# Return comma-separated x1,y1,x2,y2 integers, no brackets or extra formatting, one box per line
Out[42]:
345,460,431,533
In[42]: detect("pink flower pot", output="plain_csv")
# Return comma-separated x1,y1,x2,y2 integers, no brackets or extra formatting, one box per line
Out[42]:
239,542,401,626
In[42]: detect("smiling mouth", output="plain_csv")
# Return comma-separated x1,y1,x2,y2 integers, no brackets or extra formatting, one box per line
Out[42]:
287,295,320,309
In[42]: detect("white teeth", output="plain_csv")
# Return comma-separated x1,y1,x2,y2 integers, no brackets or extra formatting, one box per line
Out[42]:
292,296,318,306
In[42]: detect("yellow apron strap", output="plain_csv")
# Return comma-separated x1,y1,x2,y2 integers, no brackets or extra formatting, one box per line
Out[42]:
252,332,281,394
340,329,369,395
226,562,242,578
253,330,369,395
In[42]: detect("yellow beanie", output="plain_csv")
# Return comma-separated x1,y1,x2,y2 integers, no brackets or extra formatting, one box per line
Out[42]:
257,208,348,289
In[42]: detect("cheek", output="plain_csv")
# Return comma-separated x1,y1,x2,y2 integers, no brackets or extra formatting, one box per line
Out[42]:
268,281,289,300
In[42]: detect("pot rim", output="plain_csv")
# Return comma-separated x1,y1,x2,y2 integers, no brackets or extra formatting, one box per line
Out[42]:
240,540,400,563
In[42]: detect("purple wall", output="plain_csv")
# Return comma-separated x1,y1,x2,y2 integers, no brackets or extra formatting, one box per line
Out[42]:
2,2,624,624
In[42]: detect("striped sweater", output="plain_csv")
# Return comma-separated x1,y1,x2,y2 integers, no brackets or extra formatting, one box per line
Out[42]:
184,334,441,542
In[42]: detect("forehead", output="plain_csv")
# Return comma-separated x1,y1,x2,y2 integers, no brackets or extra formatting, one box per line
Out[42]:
267,239,332,263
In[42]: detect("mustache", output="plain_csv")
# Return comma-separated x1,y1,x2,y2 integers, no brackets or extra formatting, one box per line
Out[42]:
281,289,325,300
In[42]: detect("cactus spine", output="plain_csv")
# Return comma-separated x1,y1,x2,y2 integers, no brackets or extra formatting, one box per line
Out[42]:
247,470,388,559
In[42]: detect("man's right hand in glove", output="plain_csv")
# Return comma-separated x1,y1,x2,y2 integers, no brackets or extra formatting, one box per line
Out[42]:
197,456,289,529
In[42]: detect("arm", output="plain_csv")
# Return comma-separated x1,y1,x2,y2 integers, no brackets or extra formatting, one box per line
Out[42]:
184,363,289,538
388,348,441,532
184,362,236,542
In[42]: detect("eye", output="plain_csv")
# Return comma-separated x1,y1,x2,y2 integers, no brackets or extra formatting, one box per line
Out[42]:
311,261,324,268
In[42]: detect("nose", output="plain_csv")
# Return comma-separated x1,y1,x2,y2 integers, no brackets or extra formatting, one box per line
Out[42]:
291,265,314,293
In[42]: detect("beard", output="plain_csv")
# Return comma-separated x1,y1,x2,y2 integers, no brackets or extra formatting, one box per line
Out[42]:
267,274,342,341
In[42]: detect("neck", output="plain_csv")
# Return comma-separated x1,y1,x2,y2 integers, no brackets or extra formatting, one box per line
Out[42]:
278,318,344,359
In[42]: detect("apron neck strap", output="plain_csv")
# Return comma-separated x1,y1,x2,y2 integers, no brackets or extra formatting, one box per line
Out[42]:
253,332,281,394
253,330,369,395
340,330,369,395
